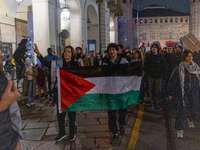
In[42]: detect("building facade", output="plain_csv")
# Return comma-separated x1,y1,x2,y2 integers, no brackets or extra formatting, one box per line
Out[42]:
132,4,190,48
0,0,123,62
190,0,200,40
118,0,133,50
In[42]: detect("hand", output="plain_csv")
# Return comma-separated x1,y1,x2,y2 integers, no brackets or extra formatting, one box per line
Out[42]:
26,71,32,75
33,44,41,55
0,81,20,112
169,95,174,100
0,51,3,57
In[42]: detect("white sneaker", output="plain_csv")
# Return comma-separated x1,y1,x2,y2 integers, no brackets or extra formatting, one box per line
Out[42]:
68,135,76,142
187,119,194,128
177,130,183,138
26,104,31,107
31,102,35,106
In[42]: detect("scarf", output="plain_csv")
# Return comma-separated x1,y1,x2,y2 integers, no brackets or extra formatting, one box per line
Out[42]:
179,61,200,106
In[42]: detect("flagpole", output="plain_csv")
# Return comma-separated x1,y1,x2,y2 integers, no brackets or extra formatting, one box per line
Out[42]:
137,5,139,46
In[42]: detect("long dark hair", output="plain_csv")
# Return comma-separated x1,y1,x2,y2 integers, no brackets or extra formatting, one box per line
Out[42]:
20,39,28,45
181,50,192,62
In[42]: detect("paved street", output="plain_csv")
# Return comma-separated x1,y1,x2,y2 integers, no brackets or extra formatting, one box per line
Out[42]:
18,97,137,150
18,96,200,150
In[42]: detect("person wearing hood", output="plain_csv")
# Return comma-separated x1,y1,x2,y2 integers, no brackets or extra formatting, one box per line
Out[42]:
144,44,166,109
44,48,58,100
13,39,28,79
168,50,200,138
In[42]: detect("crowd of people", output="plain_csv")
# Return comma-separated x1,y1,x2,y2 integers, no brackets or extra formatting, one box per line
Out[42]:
1,38,200,149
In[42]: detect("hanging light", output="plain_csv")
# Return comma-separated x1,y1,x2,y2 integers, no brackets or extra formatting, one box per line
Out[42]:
87,18,91,29
14,0,24,5
61,6,70,21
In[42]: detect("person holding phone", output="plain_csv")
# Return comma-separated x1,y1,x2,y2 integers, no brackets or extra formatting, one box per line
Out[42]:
0,51,21,150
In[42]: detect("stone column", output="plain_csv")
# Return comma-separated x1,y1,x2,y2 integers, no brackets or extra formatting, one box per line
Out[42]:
32,0,60,57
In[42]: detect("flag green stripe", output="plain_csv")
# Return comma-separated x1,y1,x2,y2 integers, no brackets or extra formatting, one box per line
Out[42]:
62,90,140,112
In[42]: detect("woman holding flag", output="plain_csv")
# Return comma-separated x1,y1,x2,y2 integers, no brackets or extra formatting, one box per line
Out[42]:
33,44,79,142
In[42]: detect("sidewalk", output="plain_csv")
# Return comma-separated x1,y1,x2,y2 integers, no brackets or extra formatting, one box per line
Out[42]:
18,97,137,150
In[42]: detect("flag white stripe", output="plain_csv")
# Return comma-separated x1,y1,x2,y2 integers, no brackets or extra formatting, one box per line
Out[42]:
85,76,142,94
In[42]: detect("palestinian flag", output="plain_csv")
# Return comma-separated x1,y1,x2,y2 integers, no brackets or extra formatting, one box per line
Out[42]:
57,62,142,113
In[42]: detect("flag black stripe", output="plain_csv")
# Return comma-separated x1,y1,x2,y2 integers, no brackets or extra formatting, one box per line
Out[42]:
61,62,142,78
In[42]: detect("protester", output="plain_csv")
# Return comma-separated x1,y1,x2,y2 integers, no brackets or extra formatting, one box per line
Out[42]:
101,50,109,65
164,46,179,82
75,42,86,63
130,50,142,62
96,53,102,64
193,49,200,66
102,43,129,146
138,46,149,104
176,45,183,60
168,50,200,138
144,44,165,109
22,59,38,107
34,44,78,142
84,50,99,66
13,39,28,79
0,50,21,150
44,48,58,100
36,64,48,100
117,44,125,58
75,46,85,66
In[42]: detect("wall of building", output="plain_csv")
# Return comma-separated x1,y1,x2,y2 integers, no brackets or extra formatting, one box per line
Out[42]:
133,16,189,48
118,0,133,49
190,0,200,40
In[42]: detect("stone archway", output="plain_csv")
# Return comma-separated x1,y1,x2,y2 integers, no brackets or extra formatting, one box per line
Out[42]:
86,4,99,54
110,17,115,43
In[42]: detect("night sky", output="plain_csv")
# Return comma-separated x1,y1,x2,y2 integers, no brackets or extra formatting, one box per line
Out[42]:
133,0,190,13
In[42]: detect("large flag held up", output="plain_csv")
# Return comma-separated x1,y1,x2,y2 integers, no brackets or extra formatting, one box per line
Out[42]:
57,62,142,113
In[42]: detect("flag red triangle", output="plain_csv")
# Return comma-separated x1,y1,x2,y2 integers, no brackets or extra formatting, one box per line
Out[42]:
59,69,95,111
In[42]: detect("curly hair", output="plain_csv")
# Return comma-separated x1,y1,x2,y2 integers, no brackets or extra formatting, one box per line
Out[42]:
62,45,76,60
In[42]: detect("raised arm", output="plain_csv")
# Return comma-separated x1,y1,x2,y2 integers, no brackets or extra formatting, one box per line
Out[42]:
33,44,51,68
81,41,85,57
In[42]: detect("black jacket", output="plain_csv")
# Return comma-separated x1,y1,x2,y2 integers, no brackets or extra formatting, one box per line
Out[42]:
88,57,99,66
0,70,20,149
163,53,179,80
13,43,27,60
144,53,165,79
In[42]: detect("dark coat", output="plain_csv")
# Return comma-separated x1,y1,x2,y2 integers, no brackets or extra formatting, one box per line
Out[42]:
163,53,179,80
193,52,200,67
0,70,20,149
168,66,200,99
13,43,27,60
144,53,165,79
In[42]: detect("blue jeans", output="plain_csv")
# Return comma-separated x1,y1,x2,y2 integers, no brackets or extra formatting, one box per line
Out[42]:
27,80,35,104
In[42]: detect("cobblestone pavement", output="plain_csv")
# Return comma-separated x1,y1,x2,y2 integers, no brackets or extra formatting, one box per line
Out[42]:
18,97,137,150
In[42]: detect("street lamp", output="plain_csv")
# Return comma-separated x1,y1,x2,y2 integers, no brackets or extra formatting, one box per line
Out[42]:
61,6,70,21
14,0,24,5
87,18,91,29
